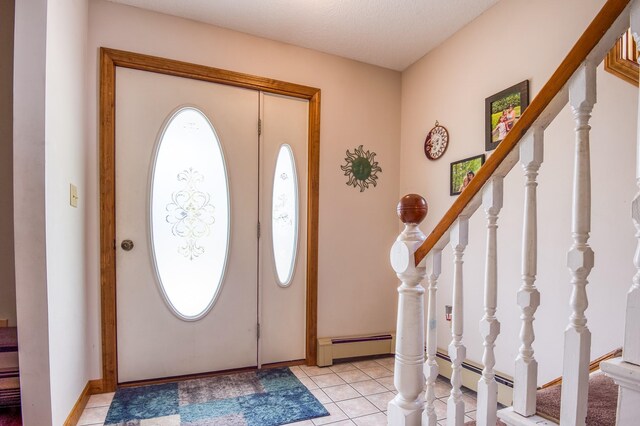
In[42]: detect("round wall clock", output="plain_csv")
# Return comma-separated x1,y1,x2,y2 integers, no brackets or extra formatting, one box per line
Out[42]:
424,121,449,160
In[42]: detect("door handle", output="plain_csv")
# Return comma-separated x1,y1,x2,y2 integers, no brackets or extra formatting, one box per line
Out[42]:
121,239,134,251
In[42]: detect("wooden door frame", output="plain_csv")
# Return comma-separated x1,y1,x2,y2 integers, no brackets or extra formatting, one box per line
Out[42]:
99,47,320,392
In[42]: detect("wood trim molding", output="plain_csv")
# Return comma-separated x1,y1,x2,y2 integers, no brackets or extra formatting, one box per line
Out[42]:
63,380,103,426
99,48,321,392
604,28,639,86
414,0,632,266
306,91,321,366
100,48,117,393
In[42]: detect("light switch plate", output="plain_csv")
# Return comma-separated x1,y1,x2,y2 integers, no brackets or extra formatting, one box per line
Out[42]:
70,184,78,208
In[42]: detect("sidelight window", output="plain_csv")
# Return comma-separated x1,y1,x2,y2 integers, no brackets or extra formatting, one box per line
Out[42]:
271,144,299,286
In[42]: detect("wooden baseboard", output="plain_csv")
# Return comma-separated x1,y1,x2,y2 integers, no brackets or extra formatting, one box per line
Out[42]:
63,379,103,426
89,378,104,394
261,359,306,369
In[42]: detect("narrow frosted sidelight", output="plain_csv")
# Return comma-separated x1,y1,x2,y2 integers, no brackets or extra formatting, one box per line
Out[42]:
150,107,230,320
272,144,299,286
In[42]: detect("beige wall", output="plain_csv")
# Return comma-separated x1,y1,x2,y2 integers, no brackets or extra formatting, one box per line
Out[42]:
13,0,53,423
45,0,91,423
14,0,91,423
400,0,637,384
11,0,637,421
0,0,16,326
87,0,401,378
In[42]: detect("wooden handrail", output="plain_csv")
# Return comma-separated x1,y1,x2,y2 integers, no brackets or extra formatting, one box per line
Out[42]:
414,0,631,266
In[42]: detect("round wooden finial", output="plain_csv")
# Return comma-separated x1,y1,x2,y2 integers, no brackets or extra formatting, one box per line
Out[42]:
397,194,428,225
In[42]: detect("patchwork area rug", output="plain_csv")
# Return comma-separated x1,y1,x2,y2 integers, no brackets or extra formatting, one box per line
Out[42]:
104,367,329,426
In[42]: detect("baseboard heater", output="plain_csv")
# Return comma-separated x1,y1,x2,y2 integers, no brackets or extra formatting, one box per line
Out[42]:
436,350,514,406
317,333,395,366
435,351,513,388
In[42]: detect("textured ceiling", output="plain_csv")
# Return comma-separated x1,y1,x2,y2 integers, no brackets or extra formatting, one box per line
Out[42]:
106,0,499,71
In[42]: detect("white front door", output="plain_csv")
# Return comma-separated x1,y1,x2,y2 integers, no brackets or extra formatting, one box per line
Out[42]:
115,68,259,383
259,93,308,365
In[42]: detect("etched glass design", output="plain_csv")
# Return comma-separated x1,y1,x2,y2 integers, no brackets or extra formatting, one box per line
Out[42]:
272,144,298,286
150,107,230,320
165,168,215,260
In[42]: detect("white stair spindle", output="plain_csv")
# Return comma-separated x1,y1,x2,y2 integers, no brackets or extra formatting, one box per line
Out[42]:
447,218,469,426
600,6,640,426
424,249,443,426
513,128,544,417
626,170,640,367
476,178,503,426
388,195,428,426
561,60,596,426
625,4,640,367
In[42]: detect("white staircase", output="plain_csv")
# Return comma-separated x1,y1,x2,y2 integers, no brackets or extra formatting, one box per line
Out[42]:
387,0,640,425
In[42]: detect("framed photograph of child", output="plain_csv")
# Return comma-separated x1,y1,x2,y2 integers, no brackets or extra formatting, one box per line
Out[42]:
485,80,529,151
450,154,485,196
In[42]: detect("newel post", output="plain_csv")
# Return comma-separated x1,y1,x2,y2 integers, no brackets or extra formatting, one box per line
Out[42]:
388,194,428,426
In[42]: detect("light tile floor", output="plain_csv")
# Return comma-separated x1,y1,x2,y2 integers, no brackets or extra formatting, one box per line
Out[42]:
77,356,479,426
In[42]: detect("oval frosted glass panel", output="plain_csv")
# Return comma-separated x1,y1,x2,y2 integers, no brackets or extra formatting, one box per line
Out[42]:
272,144,299,286
150,107,230,320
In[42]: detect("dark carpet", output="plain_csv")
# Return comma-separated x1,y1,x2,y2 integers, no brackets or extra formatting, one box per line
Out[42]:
0,407,21,426
464,372,617,425
535,371,617,426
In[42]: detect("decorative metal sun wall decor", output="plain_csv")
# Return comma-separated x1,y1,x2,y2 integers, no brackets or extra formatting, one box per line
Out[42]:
341,145,382,192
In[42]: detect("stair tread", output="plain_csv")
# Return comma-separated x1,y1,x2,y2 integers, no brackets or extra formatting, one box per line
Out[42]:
0,370,18,379
0,330,21,410
0,397,22,410
0,378,19,391
535,371,616,426
464,372,617,425
0,328,17,353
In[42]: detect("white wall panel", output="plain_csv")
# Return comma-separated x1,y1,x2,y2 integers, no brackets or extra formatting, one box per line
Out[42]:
400,0,636,384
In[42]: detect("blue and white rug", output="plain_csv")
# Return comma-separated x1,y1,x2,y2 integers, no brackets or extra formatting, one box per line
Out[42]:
104,367,329,425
